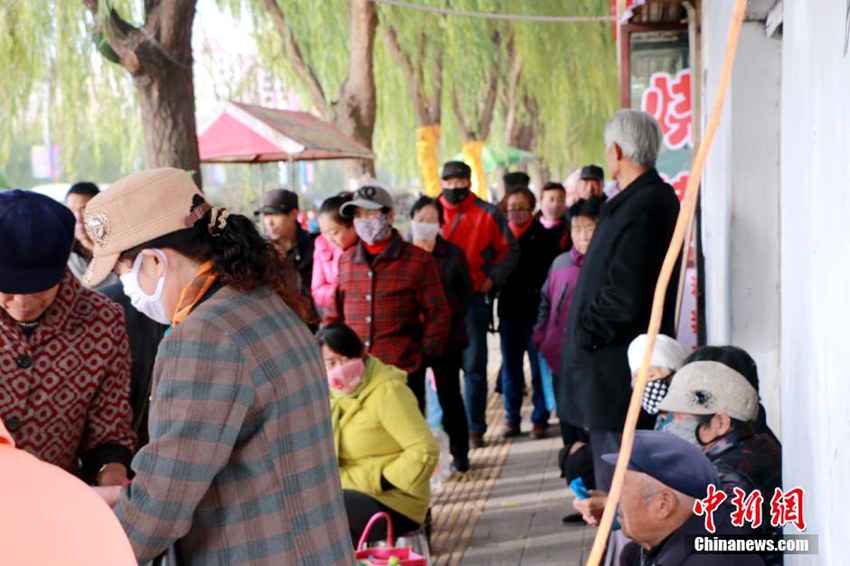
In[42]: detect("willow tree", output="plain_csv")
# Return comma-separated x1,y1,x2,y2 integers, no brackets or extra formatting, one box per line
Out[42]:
379,7,445,195
86,0,201,183
224,0,378,179
375,0,617,194
0,1,201,184
507,0,619,177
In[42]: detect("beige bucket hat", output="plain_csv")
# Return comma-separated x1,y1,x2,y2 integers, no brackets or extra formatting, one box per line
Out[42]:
656,361,759,421
82,168,208,287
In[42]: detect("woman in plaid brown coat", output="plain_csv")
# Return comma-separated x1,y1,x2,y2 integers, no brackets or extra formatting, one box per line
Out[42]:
85,169,353,566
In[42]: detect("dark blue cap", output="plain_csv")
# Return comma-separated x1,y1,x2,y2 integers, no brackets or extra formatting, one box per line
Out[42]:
580,165,604,181
601,430,719,498
503,171,530,193
441,161,471,180
0,189,75,294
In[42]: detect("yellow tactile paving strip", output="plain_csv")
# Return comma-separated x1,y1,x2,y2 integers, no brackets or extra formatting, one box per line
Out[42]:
430,365,513,566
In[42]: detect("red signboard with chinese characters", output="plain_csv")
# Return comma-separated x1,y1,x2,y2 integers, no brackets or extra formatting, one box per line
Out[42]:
643,69,694,151
694,485,808,534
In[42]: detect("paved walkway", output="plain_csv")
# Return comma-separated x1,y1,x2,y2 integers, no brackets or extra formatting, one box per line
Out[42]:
460,433,595,566
429,338,596,566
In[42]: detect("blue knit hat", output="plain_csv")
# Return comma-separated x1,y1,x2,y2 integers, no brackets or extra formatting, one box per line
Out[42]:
602,430,719,498
0,189,75,293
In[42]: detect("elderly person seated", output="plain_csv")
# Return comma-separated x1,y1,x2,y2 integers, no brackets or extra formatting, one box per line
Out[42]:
609,431,765,566
572,334,690,523
656,361,783,565
684,345,778,442
628,333,691,416
0,190,135,485
317,323,439,544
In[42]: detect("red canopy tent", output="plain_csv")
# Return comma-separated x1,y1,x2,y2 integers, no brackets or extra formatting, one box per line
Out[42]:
198,101,375,191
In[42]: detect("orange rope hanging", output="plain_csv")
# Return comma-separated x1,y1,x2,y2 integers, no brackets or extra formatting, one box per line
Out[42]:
583,1,748,564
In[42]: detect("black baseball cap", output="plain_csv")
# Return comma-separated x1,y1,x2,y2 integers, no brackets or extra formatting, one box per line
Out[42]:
601,430,719,498
580,165,604,182
255,189,299,215
0,189,75,294
441,161,472,180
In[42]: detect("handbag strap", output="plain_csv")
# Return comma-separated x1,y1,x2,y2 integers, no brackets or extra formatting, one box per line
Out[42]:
356,511,395,551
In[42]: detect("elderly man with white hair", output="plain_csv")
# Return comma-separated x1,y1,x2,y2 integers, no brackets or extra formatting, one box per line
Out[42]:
557,109,681,495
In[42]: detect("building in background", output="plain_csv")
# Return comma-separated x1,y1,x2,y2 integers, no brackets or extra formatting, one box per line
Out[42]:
617,1,849,563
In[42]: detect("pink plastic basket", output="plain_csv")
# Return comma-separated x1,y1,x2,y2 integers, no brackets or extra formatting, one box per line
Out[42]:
354,512,426,566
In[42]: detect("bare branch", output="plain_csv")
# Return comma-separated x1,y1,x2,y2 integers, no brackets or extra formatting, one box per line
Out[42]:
83,0,145,72
429,51,443,124
261,0,330,118
503,35,522,146
477,71,499,140
475,28,502,140
340,0,378,107
415,31,427,91
381,24,429,126
450,84,473,142
145,0,196,54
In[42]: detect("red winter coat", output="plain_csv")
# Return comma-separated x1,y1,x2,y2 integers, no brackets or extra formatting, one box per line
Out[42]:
438,193,519,292
0,271,136,479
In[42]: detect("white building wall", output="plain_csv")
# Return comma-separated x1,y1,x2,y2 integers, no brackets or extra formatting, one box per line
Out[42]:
780,1,850,562
700,8,783,436
728,26,783,439
700,0,735,347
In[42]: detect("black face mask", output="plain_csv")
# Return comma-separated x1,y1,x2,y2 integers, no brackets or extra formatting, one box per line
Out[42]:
442,187,470,205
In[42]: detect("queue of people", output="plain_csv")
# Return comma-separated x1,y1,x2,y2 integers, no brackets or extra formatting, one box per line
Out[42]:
0,108,782,566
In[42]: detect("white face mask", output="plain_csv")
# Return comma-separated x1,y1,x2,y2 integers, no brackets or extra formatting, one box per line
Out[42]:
120,250,171,326
411,221,440,243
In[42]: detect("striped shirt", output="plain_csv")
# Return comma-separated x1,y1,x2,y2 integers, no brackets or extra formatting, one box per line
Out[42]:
114,285,353,566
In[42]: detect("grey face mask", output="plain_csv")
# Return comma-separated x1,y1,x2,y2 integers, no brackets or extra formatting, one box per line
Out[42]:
656,414,704,448
354,214,392,245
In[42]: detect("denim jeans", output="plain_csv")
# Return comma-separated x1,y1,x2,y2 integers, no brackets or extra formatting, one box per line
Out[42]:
463,293,491,436
499,317,549,427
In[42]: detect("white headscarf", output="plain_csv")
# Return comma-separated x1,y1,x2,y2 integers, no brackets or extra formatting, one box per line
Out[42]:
627,334,689,374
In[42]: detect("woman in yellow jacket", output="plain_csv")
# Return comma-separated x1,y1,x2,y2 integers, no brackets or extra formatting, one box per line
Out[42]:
317,323,439,543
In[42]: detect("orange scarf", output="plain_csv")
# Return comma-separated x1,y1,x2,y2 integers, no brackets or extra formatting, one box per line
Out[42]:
171,261,218,327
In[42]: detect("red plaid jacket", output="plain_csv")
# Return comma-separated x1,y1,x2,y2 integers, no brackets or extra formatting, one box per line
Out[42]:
325,231,451,373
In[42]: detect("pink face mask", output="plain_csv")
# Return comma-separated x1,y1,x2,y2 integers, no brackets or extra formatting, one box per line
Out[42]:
327,358,366,394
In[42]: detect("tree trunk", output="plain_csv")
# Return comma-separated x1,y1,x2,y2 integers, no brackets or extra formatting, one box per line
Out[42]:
332,0,378,180
85,0,201,186
531,161,551,190
134,56,201,186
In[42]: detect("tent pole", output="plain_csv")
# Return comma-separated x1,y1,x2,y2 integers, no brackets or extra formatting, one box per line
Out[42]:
258,162,267,236
288,156,297,192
